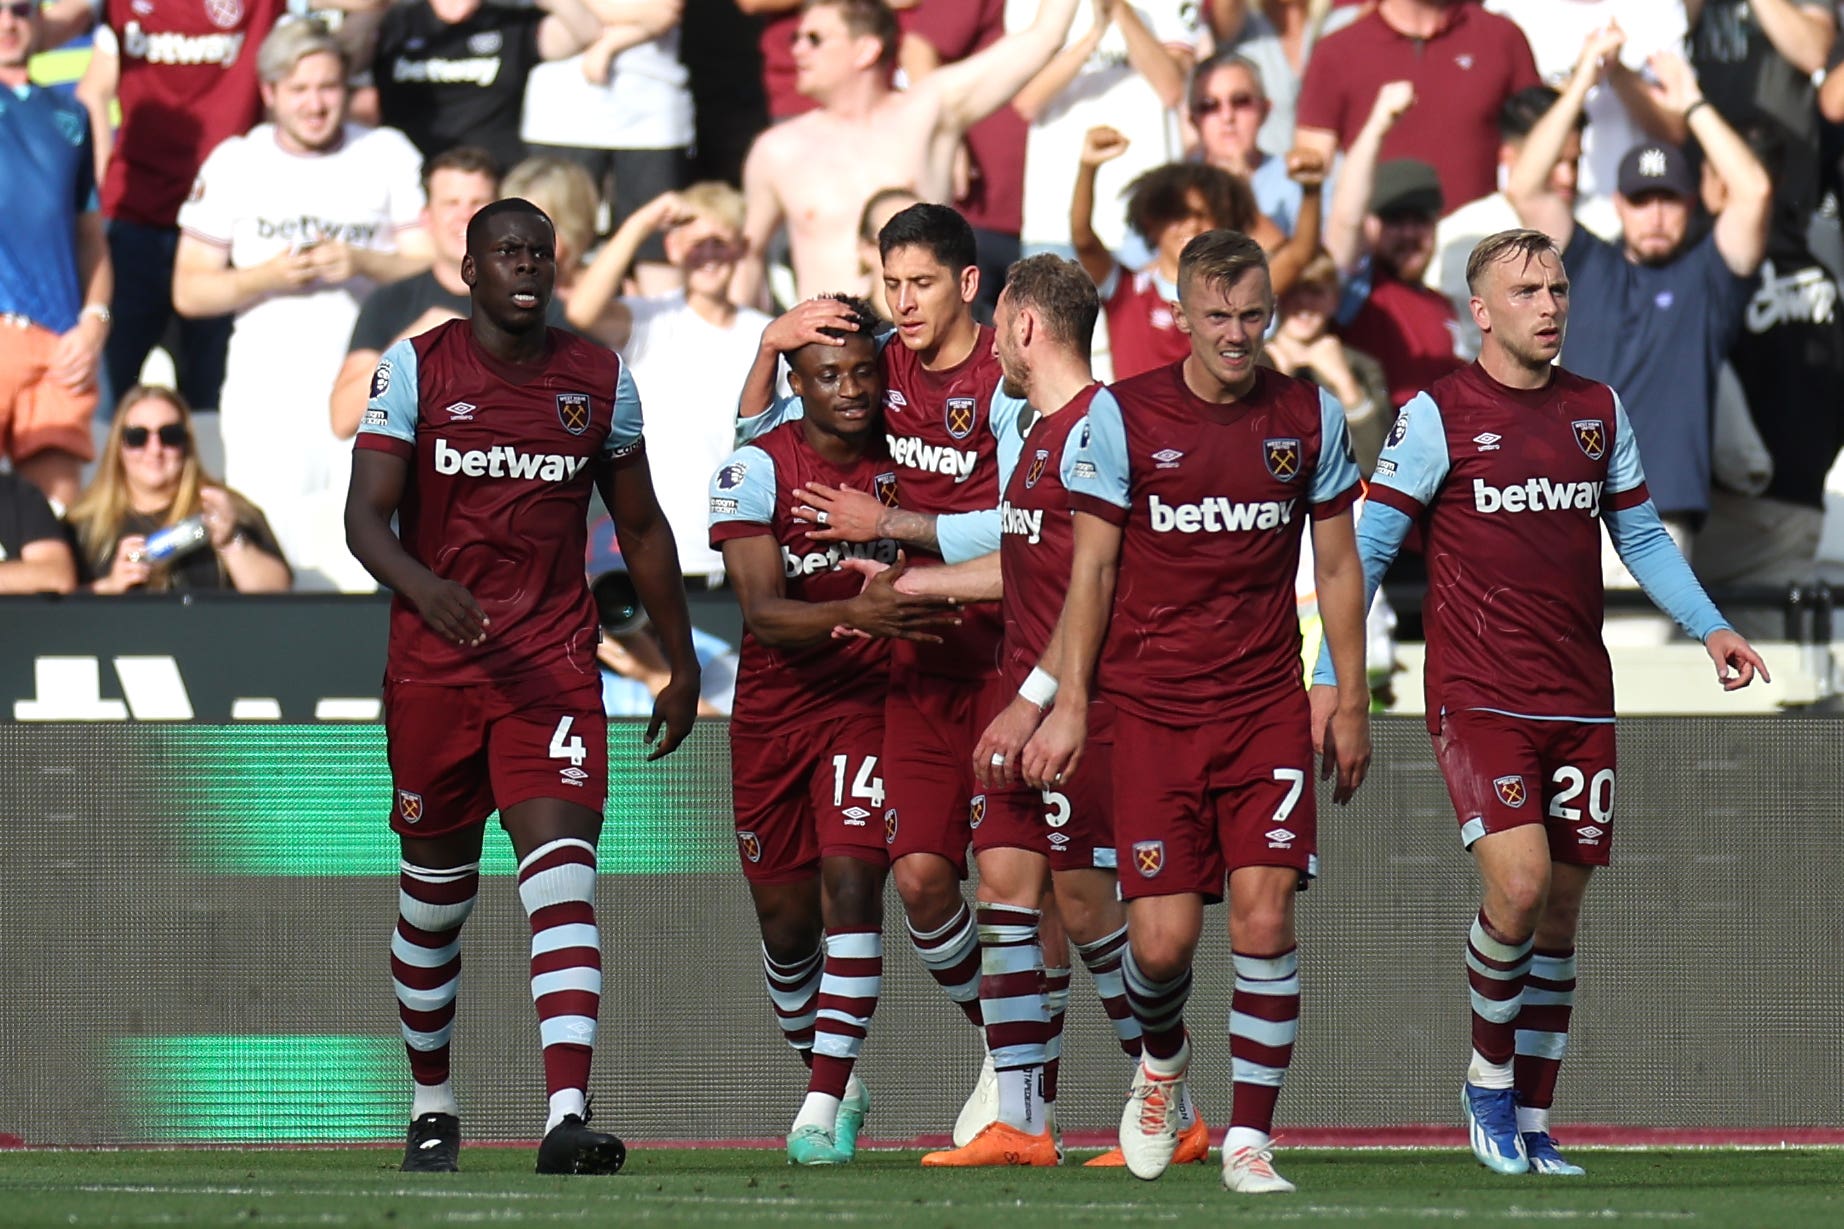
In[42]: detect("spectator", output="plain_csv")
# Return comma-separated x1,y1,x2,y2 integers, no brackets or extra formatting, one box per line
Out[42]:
588,531,737,716
1325,83,1465,412
1688,0,1835,224
1508,45,1770,534
1211,1,1359,161
67,384,290,594
372,0,602,176
173,19,430,590
1073,125,1323,378
522,1,693,295
905,0,1027,316
857,187,923,320
1190,50,1304,237
1486,0,1692,208
735,0,824,124
1697,121,1844,637
329,146,504,441
1010,0,1203,264
1,0,112,510
1263,250,1389,473
0,469,77,594
736,0,1078,305
1295,0,1540,216
1424,84,1620,359
570,182,772,584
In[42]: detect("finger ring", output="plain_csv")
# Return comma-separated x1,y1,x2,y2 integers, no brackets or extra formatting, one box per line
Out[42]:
816,510,830,526
990,753,1005,766
1052,772,1063,782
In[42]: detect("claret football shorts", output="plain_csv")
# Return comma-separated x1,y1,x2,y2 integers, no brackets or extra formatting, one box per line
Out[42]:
1433,708,1617,866
729,713,890,884
384,680,607,838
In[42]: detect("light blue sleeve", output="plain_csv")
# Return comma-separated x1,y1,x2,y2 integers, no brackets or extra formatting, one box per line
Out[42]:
1310,387,1362,505
708,446,778,531
602,363,646,461
358,338,420,446
737,394,802,446
1309,502,1416,687
1062,387,1130,510
1604,500,1731,641
1606,390,1645,497
1367,392,1452,507
935,384,1027,564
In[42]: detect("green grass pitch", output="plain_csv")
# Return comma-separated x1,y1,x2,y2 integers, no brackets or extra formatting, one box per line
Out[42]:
1,1147,1839,1228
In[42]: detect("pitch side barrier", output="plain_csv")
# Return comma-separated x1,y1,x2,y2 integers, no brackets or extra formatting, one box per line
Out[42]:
0,596,1839,1145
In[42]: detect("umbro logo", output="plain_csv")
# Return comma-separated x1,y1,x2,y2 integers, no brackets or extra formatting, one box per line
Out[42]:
1579,825,1604,840
1473,432,1501,452
842,807,869,820
1265,827,1295,847
1455,54,1475,70
445,401,477,421
1152,448,1183,468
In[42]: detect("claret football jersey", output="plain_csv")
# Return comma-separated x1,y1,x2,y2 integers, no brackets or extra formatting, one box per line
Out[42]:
1065,362,1360,722
708,419,899,730
1365,363,1648,727
357,320,643,705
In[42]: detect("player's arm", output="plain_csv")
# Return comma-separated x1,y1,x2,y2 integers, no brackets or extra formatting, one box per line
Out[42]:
1651,51,1771,276
1600,394,1769,690
1311,390,1450,699
597,370,699,760
1305,396,1372,804
923,0,1080,135
1019,388,1129,789
727,536,962,645
796,486,945,552
736,298,866,421
839,548,1004,602
346,450,487,646
1509,27,1623,253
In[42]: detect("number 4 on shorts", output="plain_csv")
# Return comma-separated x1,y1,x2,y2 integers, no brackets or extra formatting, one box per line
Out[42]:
549,715,588,768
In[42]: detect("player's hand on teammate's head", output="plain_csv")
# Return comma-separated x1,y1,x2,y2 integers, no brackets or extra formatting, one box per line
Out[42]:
409,576,490,648
765,297,864,353
644,673,700,761
1705,628,1769,691
793,483,883,542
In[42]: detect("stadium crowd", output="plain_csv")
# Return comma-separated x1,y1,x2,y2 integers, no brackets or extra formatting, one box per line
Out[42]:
2,0,1841,629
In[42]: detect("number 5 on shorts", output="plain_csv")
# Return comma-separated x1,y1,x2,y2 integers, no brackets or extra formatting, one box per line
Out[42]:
549,715,588,768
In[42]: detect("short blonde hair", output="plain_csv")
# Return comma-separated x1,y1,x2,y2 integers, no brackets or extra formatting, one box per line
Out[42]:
257,17,346,85
678,181,746,234
502,157,598,266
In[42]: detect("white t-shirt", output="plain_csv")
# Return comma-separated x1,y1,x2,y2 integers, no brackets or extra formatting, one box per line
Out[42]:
521,32,694,151
619,292,771,578
178,121,424,581
1007,0,1204,254
1486,0,1689,201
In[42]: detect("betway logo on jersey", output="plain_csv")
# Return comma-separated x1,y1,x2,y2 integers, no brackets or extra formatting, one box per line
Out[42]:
1471,478,1603,516
122,22,244,66
255,217,382,247
782,539,900,577
888,433,977,483
1001,500,1042,545
434,437,588,482
392,56,502,86
1148,494,1296,534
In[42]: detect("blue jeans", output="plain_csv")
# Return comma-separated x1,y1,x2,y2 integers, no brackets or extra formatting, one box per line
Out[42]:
104,218,233,416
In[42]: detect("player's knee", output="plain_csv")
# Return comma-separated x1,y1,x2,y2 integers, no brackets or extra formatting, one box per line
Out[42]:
821,860,884,929
1229,903,1293,958
1052,880,1119,946
399,862,479,932
891,857,960,926
516,838,597,917
1489,874,1549,938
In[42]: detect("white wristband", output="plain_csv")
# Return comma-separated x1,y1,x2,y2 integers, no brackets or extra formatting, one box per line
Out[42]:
1019,666,1059,709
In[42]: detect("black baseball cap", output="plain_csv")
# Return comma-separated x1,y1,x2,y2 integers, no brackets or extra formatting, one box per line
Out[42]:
1369,159,1444,219
1617,142,1697,199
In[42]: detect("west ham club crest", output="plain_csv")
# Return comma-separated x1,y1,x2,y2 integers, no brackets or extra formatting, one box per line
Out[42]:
1493,775,1527,808
945,396,976,441
1571,419,1606,460
875,471,899,507
1264,437,1302,481
1025,449,1050,489
557,392,591,435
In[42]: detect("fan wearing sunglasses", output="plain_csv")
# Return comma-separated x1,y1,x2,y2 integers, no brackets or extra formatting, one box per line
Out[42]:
67,385,291,594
